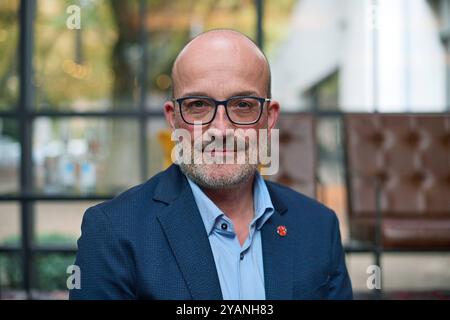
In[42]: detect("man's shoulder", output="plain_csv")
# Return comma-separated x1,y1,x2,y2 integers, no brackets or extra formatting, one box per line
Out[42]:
264,179,337,222
87,170,166,221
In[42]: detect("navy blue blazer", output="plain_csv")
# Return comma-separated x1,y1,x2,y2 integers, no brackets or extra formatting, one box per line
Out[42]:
69,164,352,300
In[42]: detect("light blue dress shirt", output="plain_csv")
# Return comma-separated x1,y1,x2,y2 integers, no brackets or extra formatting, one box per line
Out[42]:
186,173,274,300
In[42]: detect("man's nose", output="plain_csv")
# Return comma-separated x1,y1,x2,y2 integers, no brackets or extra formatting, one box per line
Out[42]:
210,104,233,132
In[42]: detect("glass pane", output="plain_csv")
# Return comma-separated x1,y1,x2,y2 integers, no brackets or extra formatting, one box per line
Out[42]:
268,0,447,112
0,202,24,299
145,0,257,107
264,0,298,58
316,117,348,241
0,118,20,194
0,202,21,294
304,71,339,111
348,253,450,296
34,0,140,110
33,118,141,195
33,201,96,295
0,202,20,245
35,201,98,247
34,252,74,296
0,1,19,110
147,117,169,178
0,252,22,294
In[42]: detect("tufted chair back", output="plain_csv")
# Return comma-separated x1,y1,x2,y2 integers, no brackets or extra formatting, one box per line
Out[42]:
266,113,316,198
344,114,450,248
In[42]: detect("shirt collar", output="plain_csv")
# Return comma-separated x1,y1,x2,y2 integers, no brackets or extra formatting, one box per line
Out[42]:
186,172,274,236
187,177,223,235
252,171,275,230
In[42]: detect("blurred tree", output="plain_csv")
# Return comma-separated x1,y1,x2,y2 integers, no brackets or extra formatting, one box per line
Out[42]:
110,0,140,108
0,1,19,110
106,1,141,190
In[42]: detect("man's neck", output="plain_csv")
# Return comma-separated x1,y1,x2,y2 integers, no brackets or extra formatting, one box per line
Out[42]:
201,174,255,223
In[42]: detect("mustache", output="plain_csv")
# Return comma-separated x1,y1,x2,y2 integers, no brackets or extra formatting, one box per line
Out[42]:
194,135,249,152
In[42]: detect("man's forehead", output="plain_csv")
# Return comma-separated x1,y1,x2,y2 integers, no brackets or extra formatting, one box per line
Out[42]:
174,61,266,98
173,31,267,77
171,30,270,97
175,30,264,62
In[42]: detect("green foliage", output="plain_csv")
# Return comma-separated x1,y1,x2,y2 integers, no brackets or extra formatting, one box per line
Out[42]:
0,2,19,110
0,119,19,142
0,233,76,291
0,251,21,289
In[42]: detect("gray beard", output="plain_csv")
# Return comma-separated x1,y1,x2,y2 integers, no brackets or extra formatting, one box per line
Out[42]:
179,162,258,190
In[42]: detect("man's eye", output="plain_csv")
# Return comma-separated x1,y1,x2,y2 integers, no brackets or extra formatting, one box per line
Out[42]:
237,102,251,108
233,100,258,110
188,100,207,108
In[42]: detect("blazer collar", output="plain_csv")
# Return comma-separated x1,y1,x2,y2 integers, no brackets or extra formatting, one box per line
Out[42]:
153,165,221,299
261,206,294,300
152,164,187,204
153,164,292,300
153,164,289,214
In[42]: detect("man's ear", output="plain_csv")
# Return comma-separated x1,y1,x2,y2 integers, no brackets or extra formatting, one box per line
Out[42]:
164,100,176,130
267,100,280,135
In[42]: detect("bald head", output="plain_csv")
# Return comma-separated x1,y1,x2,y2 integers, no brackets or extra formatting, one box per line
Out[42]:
164,30,280,190
171,29,271,99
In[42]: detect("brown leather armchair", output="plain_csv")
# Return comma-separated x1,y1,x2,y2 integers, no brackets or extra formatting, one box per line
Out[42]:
344,113,450,249
266,113,317,198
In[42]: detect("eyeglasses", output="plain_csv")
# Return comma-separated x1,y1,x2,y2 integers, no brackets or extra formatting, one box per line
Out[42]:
172,95,270,125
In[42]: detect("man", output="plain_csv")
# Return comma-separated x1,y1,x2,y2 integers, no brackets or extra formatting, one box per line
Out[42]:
69,29,352,300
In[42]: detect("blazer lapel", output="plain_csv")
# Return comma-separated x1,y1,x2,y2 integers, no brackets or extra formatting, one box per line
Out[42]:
154,165,223,300
262,183,294,300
